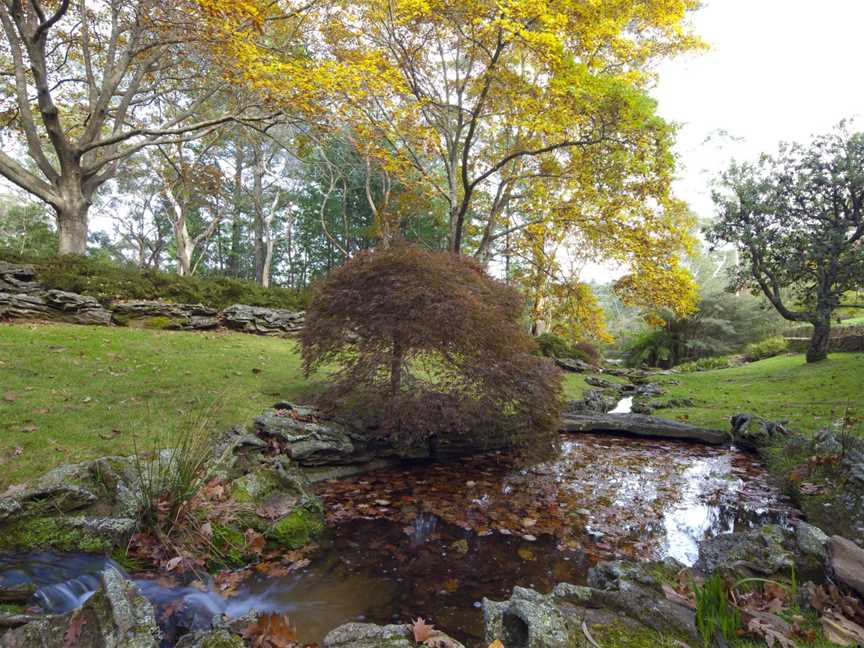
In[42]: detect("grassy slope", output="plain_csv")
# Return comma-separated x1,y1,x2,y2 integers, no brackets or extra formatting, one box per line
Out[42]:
0,323,315,488
0,322,596,488
661,353,864,433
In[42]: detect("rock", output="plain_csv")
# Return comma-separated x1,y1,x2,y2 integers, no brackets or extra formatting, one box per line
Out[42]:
729,413,789,452
584,376,619,390
221,304,304,336
564,390,615,415
695,525,793,577
559,413,728,445
634,382,664,398
110,301,219,330
483,586,570,648
554,357,594,373
0,263,40,293
323,622,465,648
652,398,695,410
254,405,360,466
0,290,111,325
0,481,97,523
0,569,159,648
0,583,36,602
630,400,654,415
175,629,245,648
794,520,829,562
829,536,864,597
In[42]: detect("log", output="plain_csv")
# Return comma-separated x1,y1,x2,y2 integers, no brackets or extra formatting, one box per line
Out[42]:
560,413,729,445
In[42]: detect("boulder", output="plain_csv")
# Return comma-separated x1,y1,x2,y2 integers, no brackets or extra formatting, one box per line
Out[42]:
695,525,793,577
221,304,304,336
0,263,40,293
254,405,360,466
564,390,615,415
110,301,219,330
0,569,160,648
0,290,111,325
829,536,864,597
554,357,594,373
729,413,789,452
584,376,619,390
323,622,464,648
559,413,728,445
483,586,570,648
793,520,829,562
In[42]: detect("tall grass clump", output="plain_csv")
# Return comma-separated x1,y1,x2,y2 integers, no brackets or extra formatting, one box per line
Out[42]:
131,408,217,535
694,575,741,646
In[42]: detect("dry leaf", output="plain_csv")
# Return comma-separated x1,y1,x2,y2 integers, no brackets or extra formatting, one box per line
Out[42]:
822,612,864,646
410,618,436,642
64,610,87,647
488,642,505,648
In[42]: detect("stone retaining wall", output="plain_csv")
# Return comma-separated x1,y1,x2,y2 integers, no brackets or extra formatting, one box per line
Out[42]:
785,335,864,353
0,261,304,336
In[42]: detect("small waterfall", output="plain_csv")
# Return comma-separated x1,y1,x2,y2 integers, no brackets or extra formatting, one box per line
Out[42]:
609,397,633,414
36,571,106,612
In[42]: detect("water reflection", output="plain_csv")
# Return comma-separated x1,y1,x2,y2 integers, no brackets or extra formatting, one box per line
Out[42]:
0,433,799,647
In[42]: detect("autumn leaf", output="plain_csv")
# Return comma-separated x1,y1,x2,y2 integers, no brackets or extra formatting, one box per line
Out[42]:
410,618,435,642
245,528,266,555
488,642,505,648
64,610,87,647
241,612,298,648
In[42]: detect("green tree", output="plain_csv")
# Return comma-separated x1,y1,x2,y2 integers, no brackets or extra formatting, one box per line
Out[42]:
708,124,864,362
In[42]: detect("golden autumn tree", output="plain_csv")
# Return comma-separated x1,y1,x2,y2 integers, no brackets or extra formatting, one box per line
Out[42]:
205,0,704,327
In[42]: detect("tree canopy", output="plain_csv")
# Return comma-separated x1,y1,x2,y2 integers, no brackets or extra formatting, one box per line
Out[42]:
708,124,864,362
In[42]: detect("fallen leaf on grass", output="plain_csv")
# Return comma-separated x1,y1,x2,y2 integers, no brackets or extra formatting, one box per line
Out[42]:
3,392,16,402
98,429,123,440
20,424,37,433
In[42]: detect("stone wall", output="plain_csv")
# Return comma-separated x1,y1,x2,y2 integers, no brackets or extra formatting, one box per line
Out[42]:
0,262,304,336
785,335,864,353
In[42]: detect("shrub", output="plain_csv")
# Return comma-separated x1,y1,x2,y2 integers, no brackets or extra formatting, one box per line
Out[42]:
0,251,307,310
743,336,789,362
536,333,601,364
675,356,737,373
301,245,563,449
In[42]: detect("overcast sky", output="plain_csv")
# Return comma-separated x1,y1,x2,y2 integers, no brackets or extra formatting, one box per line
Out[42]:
654,0,864,219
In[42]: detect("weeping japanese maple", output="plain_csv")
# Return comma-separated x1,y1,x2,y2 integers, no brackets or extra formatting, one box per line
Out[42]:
301,245,563,451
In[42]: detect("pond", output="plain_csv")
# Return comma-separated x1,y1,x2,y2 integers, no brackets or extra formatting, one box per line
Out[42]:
0,433,800,647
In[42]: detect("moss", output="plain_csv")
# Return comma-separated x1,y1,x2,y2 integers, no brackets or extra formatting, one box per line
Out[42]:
229,470,281,504
210,523,247,568
580,623,683,648
200,630,246,648
0,603,25,615
140,316,182,330
0,517,112,553
267,507,324,549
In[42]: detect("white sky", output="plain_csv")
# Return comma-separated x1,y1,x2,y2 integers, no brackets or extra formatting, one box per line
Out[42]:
581,0,864,282
654,0,864,218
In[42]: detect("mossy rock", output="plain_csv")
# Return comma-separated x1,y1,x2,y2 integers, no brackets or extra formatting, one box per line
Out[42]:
575,622,685,648
200,631,246,648
210,524,248,568
266,507,324,549
0,516,114,553
228,470,282,505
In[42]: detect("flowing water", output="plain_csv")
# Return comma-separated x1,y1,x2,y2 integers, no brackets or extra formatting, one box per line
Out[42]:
0,432,800,647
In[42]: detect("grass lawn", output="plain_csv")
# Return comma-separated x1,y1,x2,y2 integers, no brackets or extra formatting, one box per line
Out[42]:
0,322,597,488
660,353,864,433
0,322,316,488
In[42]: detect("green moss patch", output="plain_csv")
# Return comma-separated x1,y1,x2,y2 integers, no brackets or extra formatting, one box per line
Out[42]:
266,507,324,549
582,623,683,648
0,517,112,553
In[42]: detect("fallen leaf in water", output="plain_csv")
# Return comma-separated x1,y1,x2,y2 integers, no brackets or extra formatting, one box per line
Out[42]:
488,642,505,648
241,612,298,648
517,547,535,561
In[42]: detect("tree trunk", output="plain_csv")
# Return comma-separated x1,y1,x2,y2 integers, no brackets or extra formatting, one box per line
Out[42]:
262,239,275,288
228,142,245,277
807,318,832,363
56,203,89,255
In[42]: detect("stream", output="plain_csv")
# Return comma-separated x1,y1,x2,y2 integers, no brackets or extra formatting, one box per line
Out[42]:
0,426,800,646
